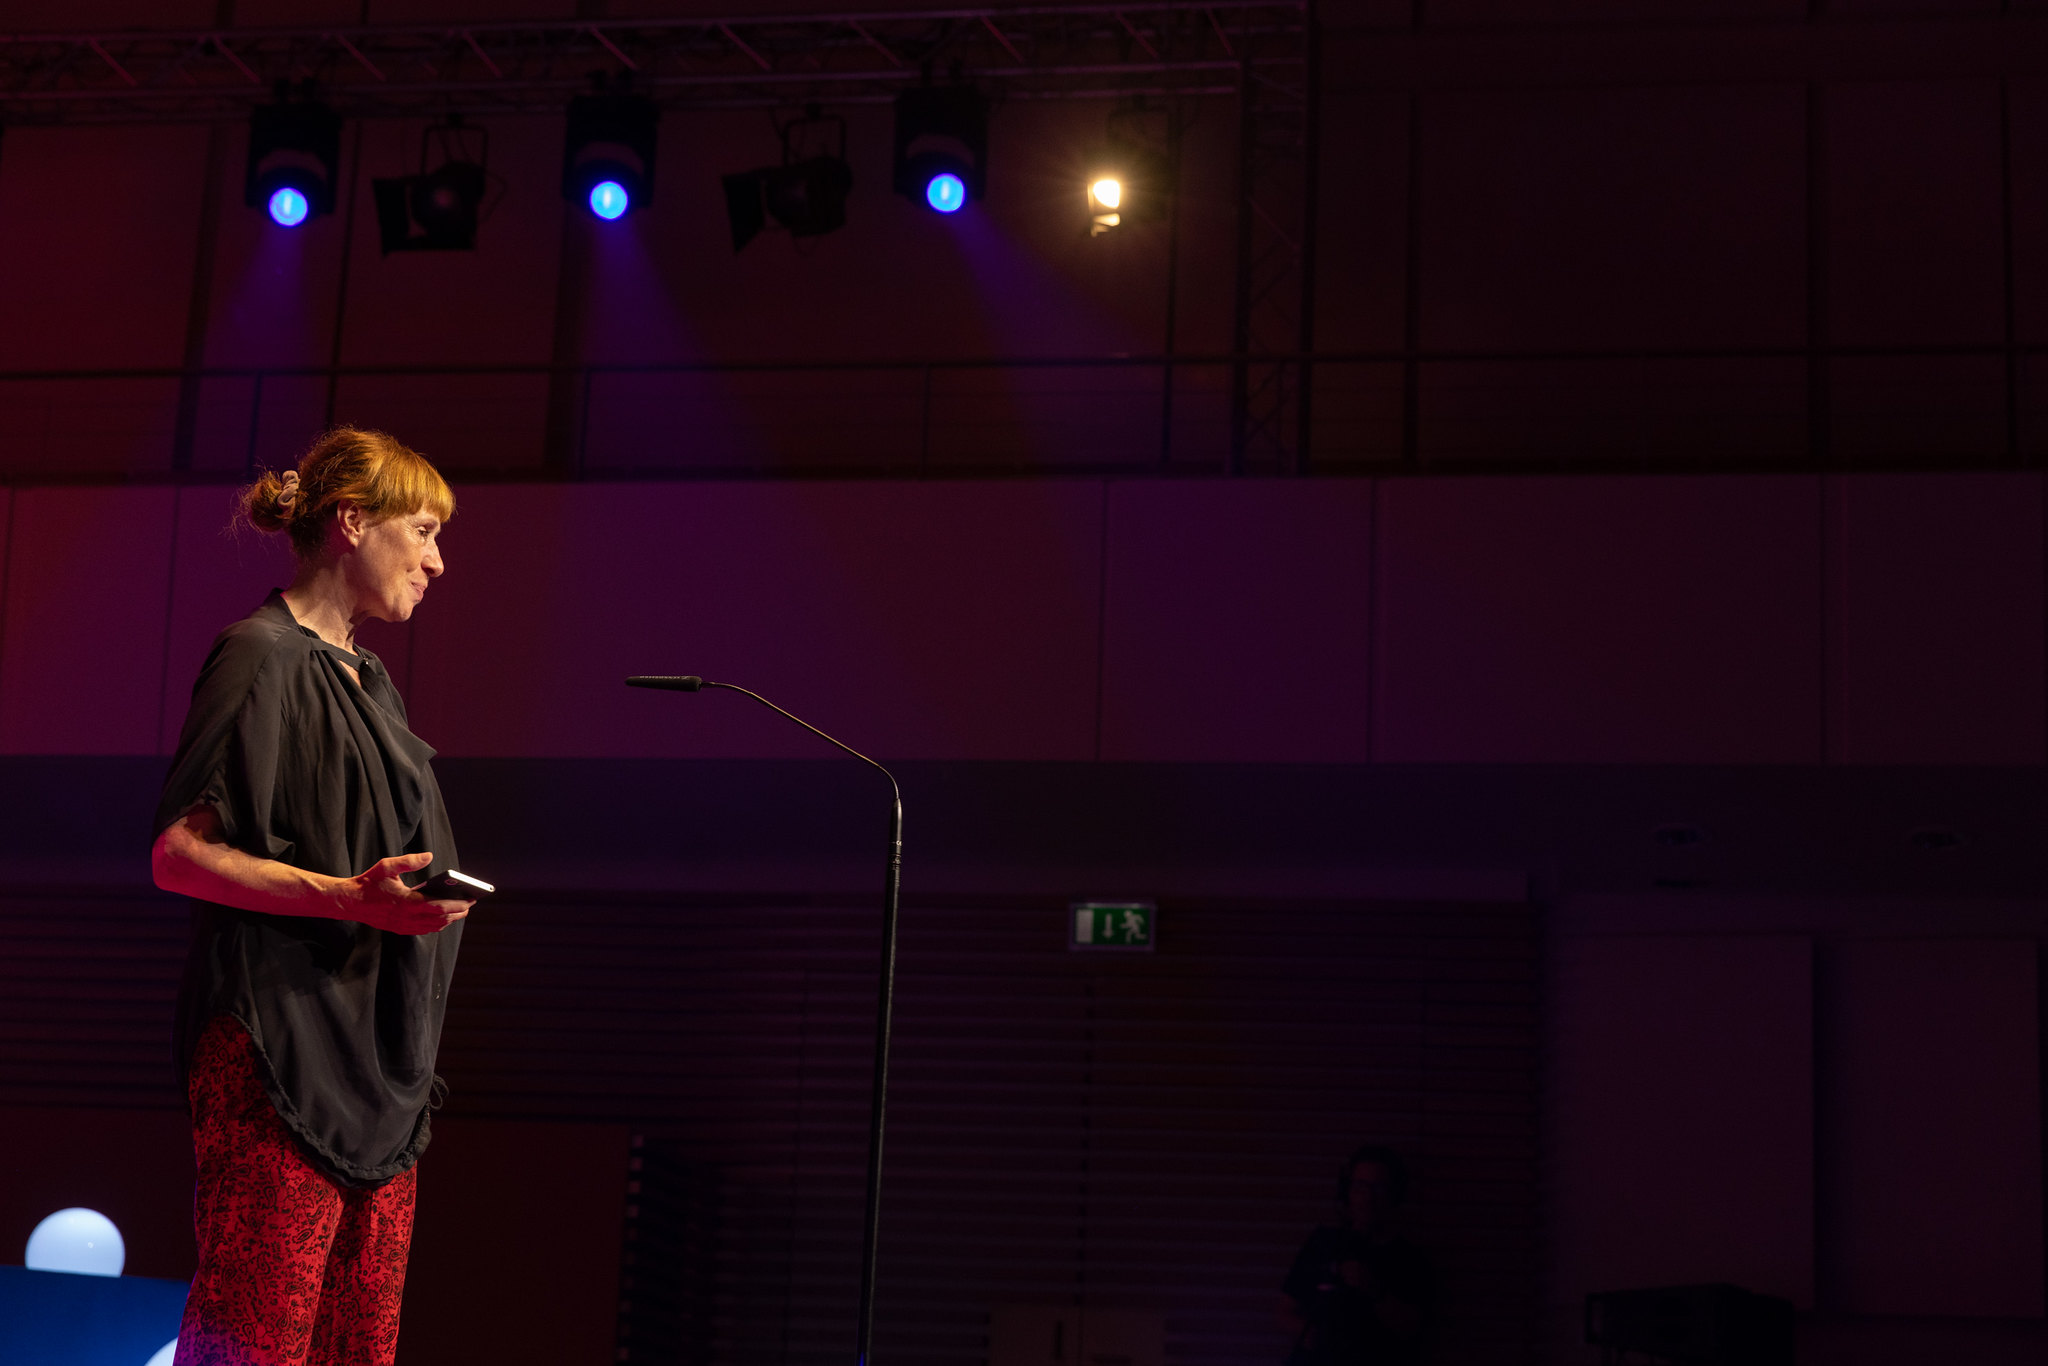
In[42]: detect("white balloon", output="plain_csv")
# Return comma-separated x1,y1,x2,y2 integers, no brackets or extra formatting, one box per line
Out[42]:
144,1340,178,1366
25,1207,126,1276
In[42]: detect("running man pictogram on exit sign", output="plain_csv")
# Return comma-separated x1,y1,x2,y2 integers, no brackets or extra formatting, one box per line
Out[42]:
1070,901,1155,952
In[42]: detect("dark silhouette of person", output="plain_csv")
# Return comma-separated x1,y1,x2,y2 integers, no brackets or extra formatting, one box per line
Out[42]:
1280,1145,1434,1365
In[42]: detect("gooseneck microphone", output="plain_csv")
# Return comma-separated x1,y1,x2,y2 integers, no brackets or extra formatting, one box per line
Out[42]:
625,673,900,1366
622,675,705,692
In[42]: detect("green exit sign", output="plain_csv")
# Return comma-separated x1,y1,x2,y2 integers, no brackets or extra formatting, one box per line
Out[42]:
1070,901,1156,952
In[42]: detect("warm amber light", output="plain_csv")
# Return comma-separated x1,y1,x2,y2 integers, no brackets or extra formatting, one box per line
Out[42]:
1089,177,1123,211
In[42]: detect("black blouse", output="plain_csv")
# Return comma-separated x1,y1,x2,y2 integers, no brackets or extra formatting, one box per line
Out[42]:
155,591,463,1188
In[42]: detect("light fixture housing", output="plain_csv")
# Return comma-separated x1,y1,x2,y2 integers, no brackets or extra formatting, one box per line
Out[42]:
245,93,341,226
373,116,489,253
1086,104,1174,235
892,84,987,213
722,107,854,251
562,92,659,218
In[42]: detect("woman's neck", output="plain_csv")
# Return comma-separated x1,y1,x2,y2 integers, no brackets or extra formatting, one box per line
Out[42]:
281,564,360,653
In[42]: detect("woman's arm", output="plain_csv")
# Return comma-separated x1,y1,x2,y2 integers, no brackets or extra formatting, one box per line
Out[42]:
152,806,469,935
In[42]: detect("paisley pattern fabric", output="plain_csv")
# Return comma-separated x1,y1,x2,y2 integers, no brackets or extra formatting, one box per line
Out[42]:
176,1016,417,1366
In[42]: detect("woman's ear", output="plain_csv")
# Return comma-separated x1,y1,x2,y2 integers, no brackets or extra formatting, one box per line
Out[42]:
337,501,365,547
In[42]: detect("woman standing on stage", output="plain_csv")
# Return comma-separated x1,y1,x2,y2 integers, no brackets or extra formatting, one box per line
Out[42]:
151,427,473,1366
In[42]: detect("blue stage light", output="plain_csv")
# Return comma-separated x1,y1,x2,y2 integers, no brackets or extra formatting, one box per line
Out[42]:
924,172,966,214
268,186,310,227
588,179,630,220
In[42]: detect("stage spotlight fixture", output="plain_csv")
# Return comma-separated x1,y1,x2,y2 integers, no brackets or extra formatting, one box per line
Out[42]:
268,187,310,227
721,107,854,251
373,116,490,254
1087,176,1122,229
1086,104,1173,235
245,91,341,227
926,172,966,213
562,91,658,219
892,84,987,214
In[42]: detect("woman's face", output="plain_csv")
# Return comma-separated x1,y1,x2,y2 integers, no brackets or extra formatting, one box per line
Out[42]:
348,506,445,623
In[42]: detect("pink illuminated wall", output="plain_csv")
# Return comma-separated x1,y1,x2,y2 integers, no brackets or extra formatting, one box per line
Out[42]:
0,473,2038,766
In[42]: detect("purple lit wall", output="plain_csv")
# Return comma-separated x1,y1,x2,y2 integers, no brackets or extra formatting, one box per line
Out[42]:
0,474,2040,767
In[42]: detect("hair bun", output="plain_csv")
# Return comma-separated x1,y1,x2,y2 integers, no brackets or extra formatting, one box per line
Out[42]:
240,468,299,534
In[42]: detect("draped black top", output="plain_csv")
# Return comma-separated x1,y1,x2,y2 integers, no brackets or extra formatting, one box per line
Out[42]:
155,591,463,1188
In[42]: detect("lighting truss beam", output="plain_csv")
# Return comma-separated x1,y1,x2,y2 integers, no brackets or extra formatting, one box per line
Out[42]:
0,4,1304,121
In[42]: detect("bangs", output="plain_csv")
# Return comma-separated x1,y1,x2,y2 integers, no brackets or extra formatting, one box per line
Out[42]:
369,447,456,524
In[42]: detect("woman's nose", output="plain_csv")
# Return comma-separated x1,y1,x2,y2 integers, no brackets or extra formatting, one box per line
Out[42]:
424,545,445,577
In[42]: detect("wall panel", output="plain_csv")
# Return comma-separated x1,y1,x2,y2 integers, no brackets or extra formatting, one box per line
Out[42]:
329,373,550,473
0,378,181,479
0,487,176,755
1307,81,1409,353
1418,356,1807,468
1827,80,2007,346
1817,938,2045,1317
1100,479,1375,761
2009,78,2048,347
0,125,208,373
158,486,293,755
1418,84,1805,351
583,369,927,474
927,367,1165,470
1309,362,1406,468
1374,476,1825,762
1829,354,2009,465
397,1119,630,1366
1829,473,2048,764
407,481,1105,760
1547,935,1815,1310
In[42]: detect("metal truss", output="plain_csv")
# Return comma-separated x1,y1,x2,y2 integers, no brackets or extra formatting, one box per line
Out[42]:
1227,0,1316,473
1,2,1315,474
0,4,1301,119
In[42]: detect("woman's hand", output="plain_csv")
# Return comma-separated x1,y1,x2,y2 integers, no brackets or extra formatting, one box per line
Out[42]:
334,852,473,935
153,810,468,934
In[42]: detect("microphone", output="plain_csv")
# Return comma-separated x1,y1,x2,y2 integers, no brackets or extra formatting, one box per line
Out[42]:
625,675,704,692
626,672,900,1366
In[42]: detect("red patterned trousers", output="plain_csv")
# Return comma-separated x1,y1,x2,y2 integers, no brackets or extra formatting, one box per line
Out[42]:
175,1016,418,1366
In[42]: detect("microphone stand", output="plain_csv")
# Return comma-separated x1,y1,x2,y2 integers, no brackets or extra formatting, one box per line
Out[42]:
625,675,901,1366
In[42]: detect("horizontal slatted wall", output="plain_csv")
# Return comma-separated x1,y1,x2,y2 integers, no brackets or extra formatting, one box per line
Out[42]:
0,890,1537,1366
0,892,188,1106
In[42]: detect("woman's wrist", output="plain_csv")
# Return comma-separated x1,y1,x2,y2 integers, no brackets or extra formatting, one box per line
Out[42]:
302,868,355,921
